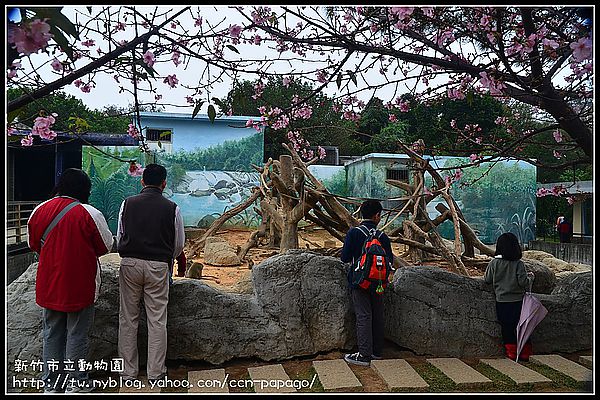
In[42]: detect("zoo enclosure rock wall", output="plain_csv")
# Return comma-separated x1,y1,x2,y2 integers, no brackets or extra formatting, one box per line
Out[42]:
7,253,591,374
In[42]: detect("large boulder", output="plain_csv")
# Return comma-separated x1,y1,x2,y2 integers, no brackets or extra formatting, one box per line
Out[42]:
384,266,591,357
7,253,591,374
203,237,241,266
7,251,355,372
384,266,502,357
522,258,557,294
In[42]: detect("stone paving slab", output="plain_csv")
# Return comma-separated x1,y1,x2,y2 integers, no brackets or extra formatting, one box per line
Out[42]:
530,355,593,382
427,358,491,385
579,356,592,369
371,359,429,390
312,359,362,390
118,378,161,393
247,364,296,393
188,368,229,393
480,358,552,384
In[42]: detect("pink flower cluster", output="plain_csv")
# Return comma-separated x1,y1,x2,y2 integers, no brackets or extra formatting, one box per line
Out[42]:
445,169,463,186
127,123,140,139
32,113,58,141
8,19,53,55
128,162,144,177
143,50,155,67
536,185,568,198
569,36,592,63
479,72,506,96
163,74,178,88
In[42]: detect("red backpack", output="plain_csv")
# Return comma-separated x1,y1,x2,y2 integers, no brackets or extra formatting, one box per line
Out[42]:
351,225,392,294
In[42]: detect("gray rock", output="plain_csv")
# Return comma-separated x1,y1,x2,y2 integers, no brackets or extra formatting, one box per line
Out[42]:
197,214,217,228
384,266,591,357
523,258,557,294
8,252,354,371
204,241,241,266
213,179,229,190
384,266,501,357
533,272,592,354
190,188,214,197
7,254,591,373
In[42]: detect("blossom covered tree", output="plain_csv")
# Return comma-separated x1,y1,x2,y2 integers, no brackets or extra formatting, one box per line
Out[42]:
7,6,593,260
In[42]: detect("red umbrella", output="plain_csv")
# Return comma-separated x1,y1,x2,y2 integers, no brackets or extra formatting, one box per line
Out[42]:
516,288,548,362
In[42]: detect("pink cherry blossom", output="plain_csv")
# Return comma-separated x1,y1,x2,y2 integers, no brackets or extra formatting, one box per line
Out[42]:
447,88,465,100
8,19,53,55
569,36,592,63
21,135,34,147
163,74,178,88
115,22,126,31
127,123,140,139
536,188,552,197
73,79,83,88
318,146,327,160
399,101,410,112
552,130,563,143
51,59,63,72
172,51,182,66
469,154,479,162
195,16,203,27
81,39,96,47
229,24,242,38
553,150,561,159
32,114,58,140
316,70,328,83
80,84,92,93
479,72,506,96
389,114,397,122
143,50,155,67
128,162,144,177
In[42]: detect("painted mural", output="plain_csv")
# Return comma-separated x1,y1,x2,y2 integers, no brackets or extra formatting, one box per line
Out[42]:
427,157,537,245
340,155,536,245
83,130,264,233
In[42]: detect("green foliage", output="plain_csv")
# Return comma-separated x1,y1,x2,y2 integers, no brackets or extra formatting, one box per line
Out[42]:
88,169,143,233
221,77,347,160
7,88,130,134
369,122,408,153
162,132,263,172
320,169,348,197
358,97,389,144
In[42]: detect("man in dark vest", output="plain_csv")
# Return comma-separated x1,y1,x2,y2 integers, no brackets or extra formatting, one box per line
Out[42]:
116,164,185,383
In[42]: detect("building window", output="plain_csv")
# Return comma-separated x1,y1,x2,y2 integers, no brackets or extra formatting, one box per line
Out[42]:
146,128,172,142
386,168,409,182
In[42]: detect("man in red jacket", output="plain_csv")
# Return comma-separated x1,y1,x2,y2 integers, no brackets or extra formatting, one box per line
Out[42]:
28,168,113,393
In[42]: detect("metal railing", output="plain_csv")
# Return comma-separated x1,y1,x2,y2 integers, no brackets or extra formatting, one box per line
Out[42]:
6,201,40,246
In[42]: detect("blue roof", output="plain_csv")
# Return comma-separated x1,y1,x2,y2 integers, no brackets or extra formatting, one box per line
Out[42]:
137,112,258,122
10,130,138,146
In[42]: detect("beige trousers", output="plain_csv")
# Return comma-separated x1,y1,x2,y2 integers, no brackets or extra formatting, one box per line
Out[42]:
118,257,169,380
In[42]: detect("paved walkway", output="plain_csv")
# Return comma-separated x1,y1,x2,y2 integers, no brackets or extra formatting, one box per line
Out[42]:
178,355,592,393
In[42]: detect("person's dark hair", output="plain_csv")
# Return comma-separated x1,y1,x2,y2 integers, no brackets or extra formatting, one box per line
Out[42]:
50,168,92,203
142,164,167,186
360,199,383,220
494,232,522,261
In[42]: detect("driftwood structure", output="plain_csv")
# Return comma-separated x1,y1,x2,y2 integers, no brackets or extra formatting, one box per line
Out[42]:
188,141,495,276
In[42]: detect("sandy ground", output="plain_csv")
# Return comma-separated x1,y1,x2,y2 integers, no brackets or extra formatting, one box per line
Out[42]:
175,227,485,291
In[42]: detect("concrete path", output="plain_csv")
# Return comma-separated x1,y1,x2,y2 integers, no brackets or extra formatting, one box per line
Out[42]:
480,358,552,384
312,359,362,390
427,358,491,385
247,364,296,393
188,368,229,393
530,355,593,382
579,356,592,369
371,359,429,390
